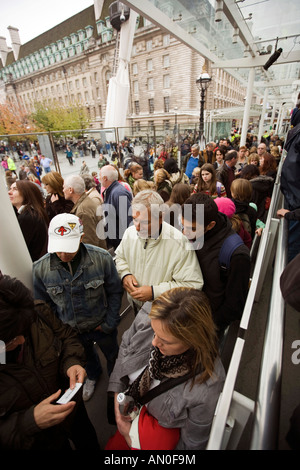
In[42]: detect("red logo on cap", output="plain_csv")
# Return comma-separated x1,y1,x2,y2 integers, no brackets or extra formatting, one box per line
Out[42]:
58,226,68,236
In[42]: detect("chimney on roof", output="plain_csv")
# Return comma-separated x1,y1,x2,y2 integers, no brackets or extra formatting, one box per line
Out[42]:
94,0,105,21
8,26,21,61
0,36,11,66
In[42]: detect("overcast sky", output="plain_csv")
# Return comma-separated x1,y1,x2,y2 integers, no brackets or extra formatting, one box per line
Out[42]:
0,0,93,46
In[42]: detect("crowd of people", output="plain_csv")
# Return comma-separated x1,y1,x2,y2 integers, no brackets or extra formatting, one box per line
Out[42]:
1,120,299,451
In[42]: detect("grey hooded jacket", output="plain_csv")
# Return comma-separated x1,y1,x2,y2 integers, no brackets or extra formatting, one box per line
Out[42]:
108,302,225,450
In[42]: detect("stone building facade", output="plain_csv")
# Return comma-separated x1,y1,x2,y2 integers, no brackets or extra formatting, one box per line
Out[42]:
0,0,246,134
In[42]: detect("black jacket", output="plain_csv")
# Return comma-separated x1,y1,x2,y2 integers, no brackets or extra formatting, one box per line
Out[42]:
45,194,74,222
196,213,250,332
249,175,274,222
0,301,86,450
16,207,48,261
281,123,300,210
232,198,257,239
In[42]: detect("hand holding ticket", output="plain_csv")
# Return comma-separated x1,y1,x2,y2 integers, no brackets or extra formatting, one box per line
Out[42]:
56,383,83,404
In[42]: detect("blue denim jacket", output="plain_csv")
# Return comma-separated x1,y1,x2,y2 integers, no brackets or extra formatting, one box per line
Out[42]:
33,243,123,334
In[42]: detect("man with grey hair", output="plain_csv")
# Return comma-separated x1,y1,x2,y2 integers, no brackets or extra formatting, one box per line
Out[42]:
182,144,205,180
63,174,106,249
114,189,203,314
99,165,132,250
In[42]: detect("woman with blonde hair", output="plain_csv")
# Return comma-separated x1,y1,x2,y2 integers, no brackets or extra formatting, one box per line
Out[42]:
124,163,144,190
154,168,172,201
42,171,73,221
106,287,225,450
248,153,259,166
132,178,154,196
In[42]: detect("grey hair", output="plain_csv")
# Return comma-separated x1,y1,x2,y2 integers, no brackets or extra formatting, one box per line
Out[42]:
64,175,85,194
100,165,118,182
132,189,164,218
191,144,199,150
82,174,96,190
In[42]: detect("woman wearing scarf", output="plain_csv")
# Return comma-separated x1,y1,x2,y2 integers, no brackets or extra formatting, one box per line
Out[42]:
106,287,225,450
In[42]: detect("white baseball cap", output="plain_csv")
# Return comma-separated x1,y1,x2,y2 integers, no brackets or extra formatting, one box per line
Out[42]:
48,213,83,253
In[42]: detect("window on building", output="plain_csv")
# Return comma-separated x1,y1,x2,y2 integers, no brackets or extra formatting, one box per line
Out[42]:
148,121,154,131
84,91,89,102
77,93,82,103
82,77,87,87
163,55,170,68
163,34,170,47
146,40,152,51
147,59,153,71
134,100,140,114
133,80,139,93
163,120,170,130
68,81,73,91
147,77,153,91
164,96,170,113
75,79,79,89
163,75,170,89
135,121,141,132
149,98,154,114
94,72,98,83
132,63,138,75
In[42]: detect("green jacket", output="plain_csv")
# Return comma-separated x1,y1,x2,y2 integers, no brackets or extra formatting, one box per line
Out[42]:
0,300,86,450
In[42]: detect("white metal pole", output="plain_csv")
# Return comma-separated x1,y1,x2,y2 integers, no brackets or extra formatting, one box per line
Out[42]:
240,68,255,146
258,87,269,142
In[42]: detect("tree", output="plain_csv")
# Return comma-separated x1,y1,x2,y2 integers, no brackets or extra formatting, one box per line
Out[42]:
0,100,42,135
31,100,90,134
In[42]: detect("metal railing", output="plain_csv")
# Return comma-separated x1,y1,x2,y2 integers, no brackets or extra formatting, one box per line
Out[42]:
207,150,288,450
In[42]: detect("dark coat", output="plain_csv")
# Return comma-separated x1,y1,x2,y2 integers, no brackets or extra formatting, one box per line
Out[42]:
232,198,257,239
281,123,300,210
0,301,86,450
16,207,48,261
196,213,250,332
216,163,236,198
249,175,274,222
45,194,74,222
103,180,133,249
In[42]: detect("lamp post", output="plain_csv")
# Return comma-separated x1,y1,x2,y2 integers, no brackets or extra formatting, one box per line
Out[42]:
196,68,211,150
173,106,178,144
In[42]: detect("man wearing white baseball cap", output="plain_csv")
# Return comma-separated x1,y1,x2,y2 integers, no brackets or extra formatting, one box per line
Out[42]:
33,213,123,401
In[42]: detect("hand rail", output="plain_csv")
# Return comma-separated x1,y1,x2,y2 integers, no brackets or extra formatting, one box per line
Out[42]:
250,216,288,449
206,149,287,449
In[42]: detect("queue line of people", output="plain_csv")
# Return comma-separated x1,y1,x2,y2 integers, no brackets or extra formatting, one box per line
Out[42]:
0,131,283,451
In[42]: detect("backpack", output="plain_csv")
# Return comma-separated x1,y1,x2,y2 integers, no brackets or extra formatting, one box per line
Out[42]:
219,233,244,279
237,213,251,235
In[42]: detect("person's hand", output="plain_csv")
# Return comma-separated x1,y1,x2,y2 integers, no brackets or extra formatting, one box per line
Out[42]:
122,275,139,294
277,208,290,218
33,390,75,429
67,364,86,389
130,285,153,302
114,393,132,447
255,227,263,237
